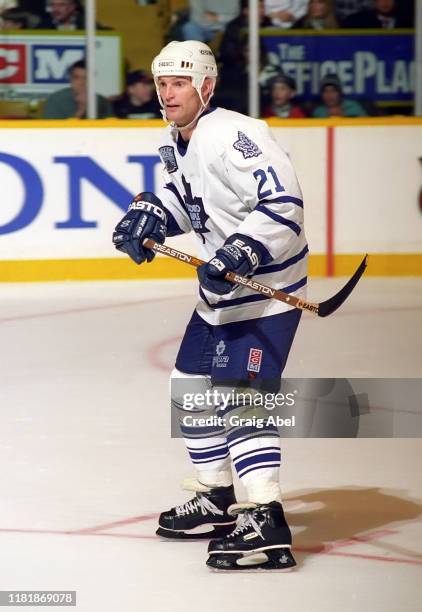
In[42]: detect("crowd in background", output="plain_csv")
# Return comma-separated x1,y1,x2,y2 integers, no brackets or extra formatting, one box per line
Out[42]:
169,0,414,40
0,0,414,31
0,0,109,30
0,0,416,119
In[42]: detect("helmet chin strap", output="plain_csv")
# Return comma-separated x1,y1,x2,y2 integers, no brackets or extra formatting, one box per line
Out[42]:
159,105,205,133
159,76,216,133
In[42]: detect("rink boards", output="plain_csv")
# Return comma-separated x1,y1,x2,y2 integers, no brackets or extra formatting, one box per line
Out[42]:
0,117,421,281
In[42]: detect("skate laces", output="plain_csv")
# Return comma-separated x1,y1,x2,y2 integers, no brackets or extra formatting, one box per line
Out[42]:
175,494,224,517
227,509,263,540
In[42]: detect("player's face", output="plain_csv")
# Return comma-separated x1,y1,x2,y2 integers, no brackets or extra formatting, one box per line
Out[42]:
157,76,203,125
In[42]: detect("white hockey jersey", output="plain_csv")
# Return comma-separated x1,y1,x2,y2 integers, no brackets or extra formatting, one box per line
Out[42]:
155,107,308,325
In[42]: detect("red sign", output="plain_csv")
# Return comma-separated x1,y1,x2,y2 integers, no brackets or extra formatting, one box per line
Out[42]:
0,45,26,83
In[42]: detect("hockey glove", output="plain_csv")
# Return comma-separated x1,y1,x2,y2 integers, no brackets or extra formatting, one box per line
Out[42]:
112,192,167,264
197,234,264,295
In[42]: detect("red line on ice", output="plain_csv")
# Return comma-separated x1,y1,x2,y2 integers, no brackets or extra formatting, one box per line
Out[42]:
1,521,421,565
73,513,160,533
0,294,193,324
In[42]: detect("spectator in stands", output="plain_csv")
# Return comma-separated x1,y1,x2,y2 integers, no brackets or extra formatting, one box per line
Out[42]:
335,0,372,21
1,8,32,28
312,73,367,117
36,0,109,30
0,0,16,13
36,0,84,29
262,74,306,118
0,0,16,27
42,59,113,119
264,0,309,28
181,0,240,43
219,0,271,66
294,0,339,28
113,70,161,119
342,0,412,28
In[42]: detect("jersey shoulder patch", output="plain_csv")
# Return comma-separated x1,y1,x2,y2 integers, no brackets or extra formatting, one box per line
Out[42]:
233,130,262,159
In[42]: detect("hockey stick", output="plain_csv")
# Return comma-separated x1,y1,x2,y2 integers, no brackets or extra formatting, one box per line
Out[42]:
143,239,368,317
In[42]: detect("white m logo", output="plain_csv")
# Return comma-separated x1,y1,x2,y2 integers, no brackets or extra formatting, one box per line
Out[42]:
34,49,84,80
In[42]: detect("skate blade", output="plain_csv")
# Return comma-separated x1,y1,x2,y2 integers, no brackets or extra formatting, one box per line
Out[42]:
206,550,297,572
156,524,235,541
156,527,214,540
208,565,295,573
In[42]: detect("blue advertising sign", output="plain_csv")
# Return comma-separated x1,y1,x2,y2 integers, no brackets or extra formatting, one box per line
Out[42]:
261,31,414,102
31,44,84,83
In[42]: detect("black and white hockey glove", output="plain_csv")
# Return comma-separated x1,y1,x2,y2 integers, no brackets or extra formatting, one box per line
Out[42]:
197,234,264,295
112,192,167,264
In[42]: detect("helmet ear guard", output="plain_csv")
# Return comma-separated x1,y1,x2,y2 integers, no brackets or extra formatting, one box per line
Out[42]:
151,40,218,128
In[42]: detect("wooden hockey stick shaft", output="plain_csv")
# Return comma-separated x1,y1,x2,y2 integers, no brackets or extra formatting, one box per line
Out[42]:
143,239,368,318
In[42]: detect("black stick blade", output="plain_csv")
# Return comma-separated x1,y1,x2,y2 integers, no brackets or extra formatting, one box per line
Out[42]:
317,255,368,318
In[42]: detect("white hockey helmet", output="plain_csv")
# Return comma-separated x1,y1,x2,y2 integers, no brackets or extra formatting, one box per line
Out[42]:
151,40,218,124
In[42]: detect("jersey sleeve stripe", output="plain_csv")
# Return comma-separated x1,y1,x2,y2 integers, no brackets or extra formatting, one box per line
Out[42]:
255,205,302,236
199,287,268,309
276,275,308,294
255,245,309,275
258,195,304,208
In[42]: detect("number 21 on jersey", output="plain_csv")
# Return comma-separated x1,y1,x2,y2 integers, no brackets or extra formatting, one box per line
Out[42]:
253,166,285,200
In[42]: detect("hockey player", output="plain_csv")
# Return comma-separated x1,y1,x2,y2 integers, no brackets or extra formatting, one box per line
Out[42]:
112,40,308,571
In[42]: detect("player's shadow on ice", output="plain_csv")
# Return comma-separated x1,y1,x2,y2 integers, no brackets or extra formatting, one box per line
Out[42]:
284,486,422,566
